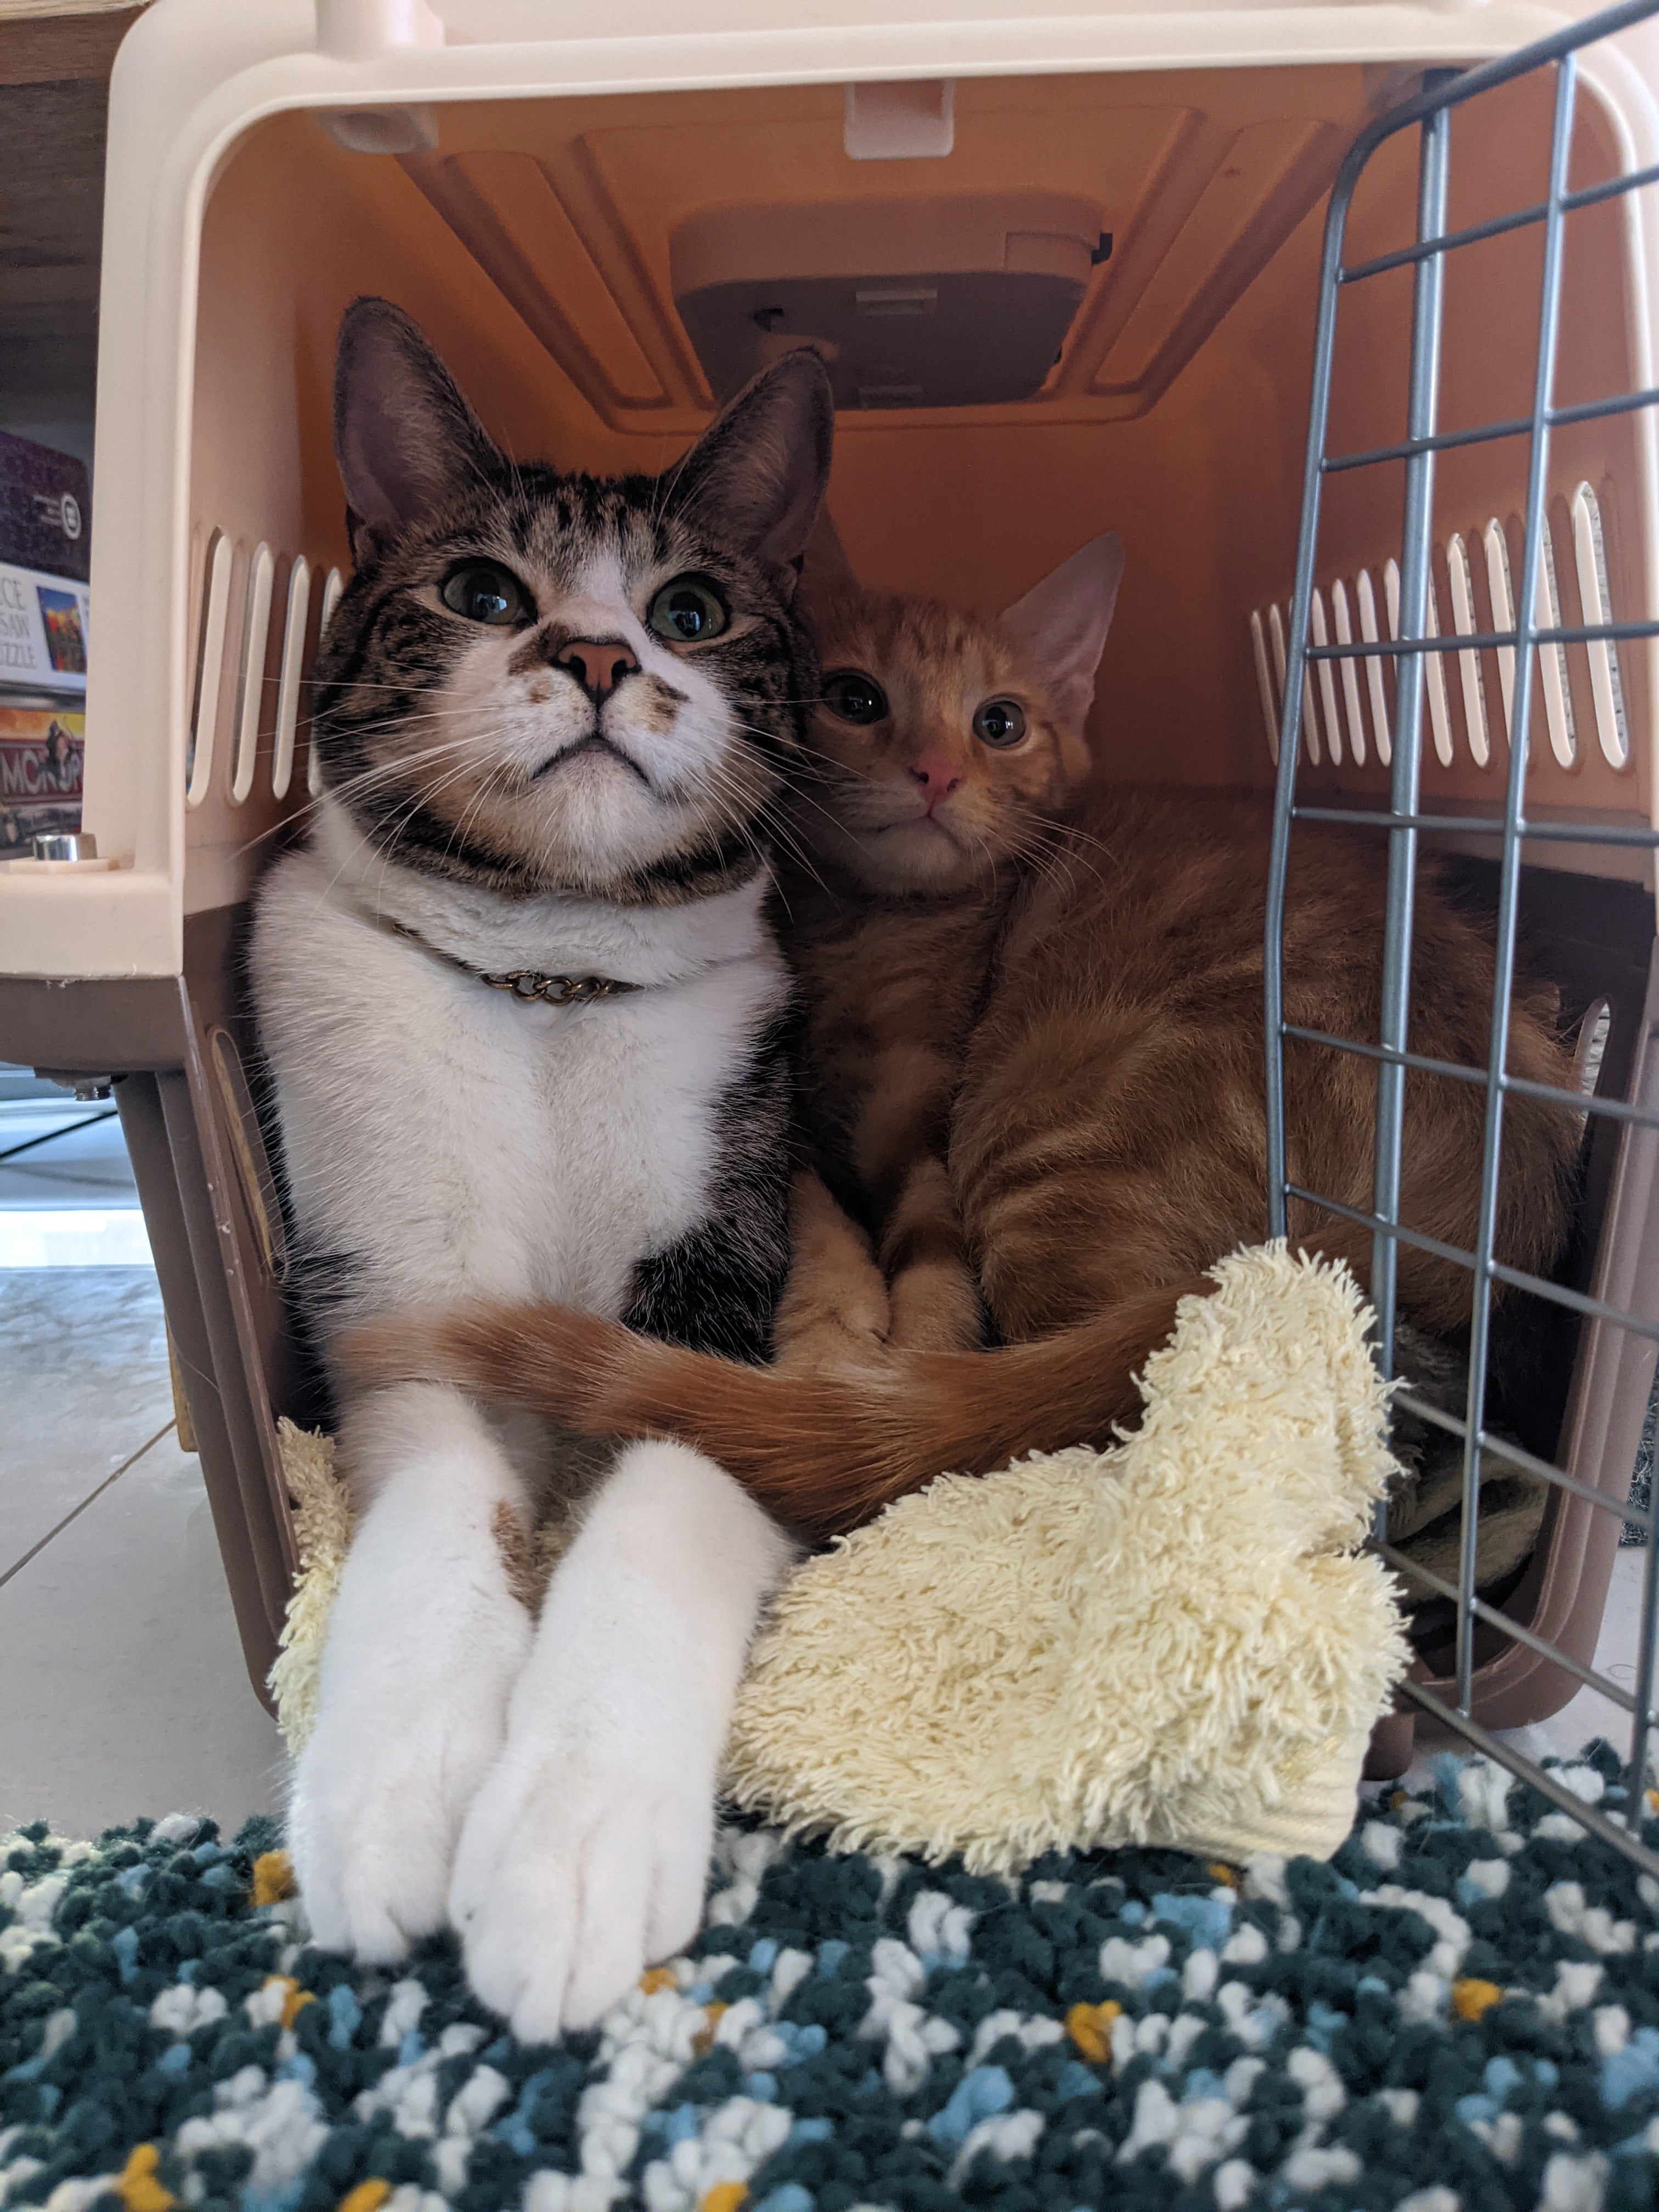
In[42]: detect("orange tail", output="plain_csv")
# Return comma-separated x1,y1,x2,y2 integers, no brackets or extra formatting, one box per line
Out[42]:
349,1277,1207,1539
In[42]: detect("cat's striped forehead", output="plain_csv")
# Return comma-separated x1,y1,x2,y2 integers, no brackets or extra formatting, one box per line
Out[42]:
440,466,719,593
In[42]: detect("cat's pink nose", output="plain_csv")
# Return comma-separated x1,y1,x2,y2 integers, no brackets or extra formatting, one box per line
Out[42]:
556,637,640,698
909,754,964,805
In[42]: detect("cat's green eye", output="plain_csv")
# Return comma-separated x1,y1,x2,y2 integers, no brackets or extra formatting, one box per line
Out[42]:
823,671,889,725
648,576,729,644
972,697,1027,748
440,561,529,628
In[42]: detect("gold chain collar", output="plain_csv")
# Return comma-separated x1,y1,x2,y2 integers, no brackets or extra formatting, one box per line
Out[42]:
381,916,645,1007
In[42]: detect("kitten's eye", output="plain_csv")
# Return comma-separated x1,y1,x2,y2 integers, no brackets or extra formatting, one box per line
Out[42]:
440,561,528,627
823,671,889,725
648,575,729,644
972,697,1027,748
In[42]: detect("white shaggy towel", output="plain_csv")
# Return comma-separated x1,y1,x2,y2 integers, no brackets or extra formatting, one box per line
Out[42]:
273,1243,1409,1872
723,1244,1409,1869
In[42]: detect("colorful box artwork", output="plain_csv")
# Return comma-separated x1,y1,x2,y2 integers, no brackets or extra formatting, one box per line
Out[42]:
0,702,84,855
0,561,90,695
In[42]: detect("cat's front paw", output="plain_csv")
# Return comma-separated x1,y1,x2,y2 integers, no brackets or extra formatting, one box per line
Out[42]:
291,1611,532,1965
449,1736,715,2041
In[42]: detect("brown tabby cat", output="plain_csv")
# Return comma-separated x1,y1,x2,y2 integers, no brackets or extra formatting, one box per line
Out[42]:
352,534,1583,1539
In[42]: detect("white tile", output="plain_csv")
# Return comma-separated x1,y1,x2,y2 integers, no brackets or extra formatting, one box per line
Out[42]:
1496,1544,1651,1770
1,1267,177,1571
0,1107,138,1211
0,1425,286,1837
0,1211,153,1266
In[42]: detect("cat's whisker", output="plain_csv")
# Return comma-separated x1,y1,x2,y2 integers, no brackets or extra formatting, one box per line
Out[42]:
437,761,517,884
269,673,482,703
731,756,864,848
354,747,513,895
686,752,823,884
264,733,510,872
311,740,499,825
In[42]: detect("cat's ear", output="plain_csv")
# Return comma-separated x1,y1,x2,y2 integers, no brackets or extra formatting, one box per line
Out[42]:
796,505,862,617
333,298,503,556
667,351,834,580
998,532,1125,730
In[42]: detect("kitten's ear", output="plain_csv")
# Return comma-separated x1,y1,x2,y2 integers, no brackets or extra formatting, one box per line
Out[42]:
998,532,1125,730
796,505,862,617
333,298,503,555
668,351,834,578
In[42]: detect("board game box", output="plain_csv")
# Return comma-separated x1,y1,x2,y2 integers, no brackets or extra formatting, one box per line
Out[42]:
0,560,89,695
0,431,91,583
0,699,84,855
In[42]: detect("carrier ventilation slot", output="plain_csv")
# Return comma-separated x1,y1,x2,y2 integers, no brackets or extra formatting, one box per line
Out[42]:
208,1027,288,1283
1572,482,1629,769
1263,602,1319,766
1414,561,1455,767
1251,514,1621,777
1483,519,1519,744
272,556,311,802
309,569,346,798
1575,996,1612,1104
1446,533,1490,769
1355,568,1391,766
1308,589,1341,765
1300,644,1321,768
1249,610,1277,765
186,530,232,811
1330,579,1366,769
1534,523,1576,768
231,542,275,805
1266,604,1289,764
186,535,347,809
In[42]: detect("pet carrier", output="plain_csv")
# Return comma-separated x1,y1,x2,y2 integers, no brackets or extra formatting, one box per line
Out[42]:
3,0,1658,1862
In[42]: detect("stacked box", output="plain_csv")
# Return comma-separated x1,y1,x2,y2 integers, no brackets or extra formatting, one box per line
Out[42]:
0,701,83,857
0,433,91,848
0,431,91,584
0,562,89,695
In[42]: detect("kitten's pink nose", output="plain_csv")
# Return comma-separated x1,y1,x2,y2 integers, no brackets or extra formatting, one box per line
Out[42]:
909,754,964,808
556,637,640,698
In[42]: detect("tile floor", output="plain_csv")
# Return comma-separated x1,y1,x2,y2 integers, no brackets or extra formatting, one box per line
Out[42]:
2,1072,283,1837
0,1067,152,1263
1506,1542,1650,1770
0,1073,1650,1842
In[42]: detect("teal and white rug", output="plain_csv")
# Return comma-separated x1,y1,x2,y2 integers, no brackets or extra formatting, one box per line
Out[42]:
3,1748,1657,2212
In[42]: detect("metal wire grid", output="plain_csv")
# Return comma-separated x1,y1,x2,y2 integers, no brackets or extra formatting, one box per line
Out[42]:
1262,0,1659,1873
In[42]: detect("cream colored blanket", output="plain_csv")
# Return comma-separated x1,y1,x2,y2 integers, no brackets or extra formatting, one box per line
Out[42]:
273,1243,1409,1872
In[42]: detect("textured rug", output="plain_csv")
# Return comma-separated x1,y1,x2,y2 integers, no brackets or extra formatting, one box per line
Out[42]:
4,1751,1659,2212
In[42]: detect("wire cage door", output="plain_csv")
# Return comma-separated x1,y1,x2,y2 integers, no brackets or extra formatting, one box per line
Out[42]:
1264,0,1659,1873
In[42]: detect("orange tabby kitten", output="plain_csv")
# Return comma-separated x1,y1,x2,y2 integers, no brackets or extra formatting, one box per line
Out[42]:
354,537,1582,1539
775,530,1125,1357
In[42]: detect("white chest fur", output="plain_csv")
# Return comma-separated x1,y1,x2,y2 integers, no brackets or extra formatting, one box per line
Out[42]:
251,804,789,1345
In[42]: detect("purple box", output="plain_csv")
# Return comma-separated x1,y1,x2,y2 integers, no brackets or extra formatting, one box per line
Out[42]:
0,432,91,583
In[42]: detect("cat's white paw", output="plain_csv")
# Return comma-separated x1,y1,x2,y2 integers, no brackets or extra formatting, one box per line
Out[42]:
287,1383,538,1964
291,1627,529,1963
446,1438,791,2039
449,1733,715,2040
